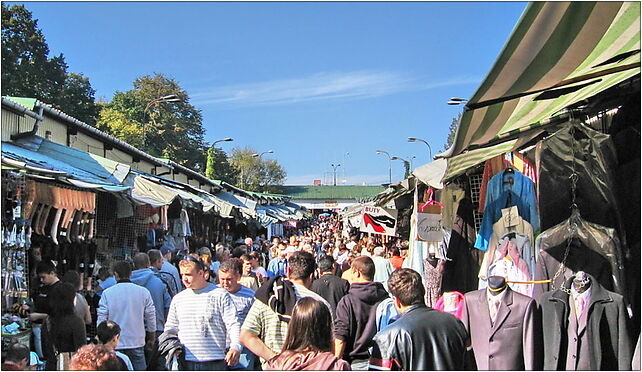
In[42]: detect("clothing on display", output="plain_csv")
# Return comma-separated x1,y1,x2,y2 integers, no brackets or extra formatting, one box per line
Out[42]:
533,238,614,301
462,286,540,370
475,168,539,252
441,198,483,294
423,257,445,308
433,291,464,320
540,273,632,370
478,153,538,213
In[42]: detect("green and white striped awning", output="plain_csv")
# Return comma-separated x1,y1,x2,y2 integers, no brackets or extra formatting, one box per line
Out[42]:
445,2,640,179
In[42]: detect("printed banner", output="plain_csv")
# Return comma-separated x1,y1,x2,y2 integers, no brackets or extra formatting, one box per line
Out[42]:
359,206,398,236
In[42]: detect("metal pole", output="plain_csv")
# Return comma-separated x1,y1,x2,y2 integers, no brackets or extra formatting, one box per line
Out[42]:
388,160,391,184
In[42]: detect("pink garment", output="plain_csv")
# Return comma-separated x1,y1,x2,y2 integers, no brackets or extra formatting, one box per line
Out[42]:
497,240,531,281
434,291,465,320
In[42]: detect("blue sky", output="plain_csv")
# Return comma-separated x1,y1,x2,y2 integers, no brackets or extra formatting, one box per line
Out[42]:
12,1,527,185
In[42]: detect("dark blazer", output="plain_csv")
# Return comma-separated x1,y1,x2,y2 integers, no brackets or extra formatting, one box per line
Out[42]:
462,287,540,370
539,274,632,370
369,305,469,371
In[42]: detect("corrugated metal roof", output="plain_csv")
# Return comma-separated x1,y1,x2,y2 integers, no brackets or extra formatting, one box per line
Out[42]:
2,135,130,189
280,185,386,200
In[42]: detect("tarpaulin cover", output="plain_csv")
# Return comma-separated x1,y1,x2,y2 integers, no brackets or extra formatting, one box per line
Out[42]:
412,159,447,189
446,2,640,177
2,137,131,191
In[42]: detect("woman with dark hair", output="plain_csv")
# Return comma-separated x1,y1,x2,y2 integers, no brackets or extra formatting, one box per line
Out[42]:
96,320,133,370
267,297,351,370
61,270,92,325
45,282,86,369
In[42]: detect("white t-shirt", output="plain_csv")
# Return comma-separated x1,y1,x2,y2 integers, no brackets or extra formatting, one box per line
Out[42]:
252,267,268,279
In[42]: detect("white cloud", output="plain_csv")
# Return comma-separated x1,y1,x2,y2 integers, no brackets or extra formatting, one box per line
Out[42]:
190,71,479,108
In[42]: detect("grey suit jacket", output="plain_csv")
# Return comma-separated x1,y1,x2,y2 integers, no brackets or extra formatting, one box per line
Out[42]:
462,287,540,370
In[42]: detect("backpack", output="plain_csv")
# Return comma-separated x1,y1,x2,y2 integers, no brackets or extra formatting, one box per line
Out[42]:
155,270,179,298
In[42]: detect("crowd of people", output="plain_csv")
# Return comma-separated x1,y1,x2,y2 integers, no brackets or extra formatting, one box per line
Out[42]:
14,214,472,371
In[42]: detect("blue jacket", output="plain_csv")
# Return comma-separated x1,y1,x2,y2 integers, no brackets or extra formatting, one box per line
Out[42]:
475,168,539,251
131,268,171,331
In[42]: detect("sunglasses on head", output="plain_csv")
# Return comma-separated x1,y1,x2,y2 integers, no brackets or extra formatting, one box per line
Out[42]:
181,255,206,271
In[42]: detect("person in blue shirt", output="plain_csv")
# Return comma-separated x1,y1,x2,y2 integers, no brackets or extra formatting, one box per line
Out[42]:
266,243,288,278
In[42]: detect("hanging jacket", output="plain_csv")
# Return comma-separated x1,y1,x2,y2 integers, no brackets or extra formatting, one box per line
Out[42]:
539,274,632,370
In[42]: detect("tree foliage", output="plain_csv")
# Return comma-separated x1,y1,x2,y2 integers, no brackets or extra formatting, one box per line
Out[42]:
205,147,238,184
1,4,99,125
442,112,462,152
229,147,286,193
98,73,207,170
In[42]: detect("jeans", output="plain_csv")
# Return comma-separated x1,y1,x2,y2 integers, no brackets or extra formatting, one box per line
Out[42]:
119,347,147,371
228,347,255,370
181,359,227,371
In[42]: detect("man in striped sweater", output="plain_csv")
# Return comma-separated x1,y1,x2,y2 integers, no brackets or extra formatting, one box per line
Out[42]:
162,256,241,370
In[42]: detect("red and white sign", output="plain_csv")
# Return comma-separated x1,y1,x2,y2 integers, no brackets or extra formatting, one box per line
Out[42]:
359,206,397,236
313,179,322,185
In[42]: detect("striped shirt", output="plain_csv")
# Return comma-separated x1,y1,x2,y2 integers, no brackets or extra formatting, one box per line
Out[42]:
164,283,241,362
241,283,332,368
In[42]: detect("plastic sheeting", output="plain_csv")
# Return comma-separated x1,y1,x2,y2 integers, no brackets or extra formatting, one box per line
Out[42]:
536,122,625,249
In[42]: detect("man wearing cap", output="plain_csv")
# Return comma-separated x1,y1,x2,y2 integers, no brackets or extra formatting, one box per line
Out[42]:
160,245,182,293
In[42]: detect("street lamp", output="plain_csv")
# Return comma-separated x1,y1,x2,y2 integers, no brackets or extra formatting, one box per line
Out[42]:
142,94,181,149
391,156,411,179
375,150,392,184
407,137,433,160
251,150,274,158
447,97,468,105
211,137,233,148
330,163,341,186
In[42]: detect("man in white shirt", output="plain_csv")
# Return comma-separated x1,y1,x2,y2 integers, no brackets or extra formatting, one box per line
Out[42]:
162,255,241,370
97,261,156,371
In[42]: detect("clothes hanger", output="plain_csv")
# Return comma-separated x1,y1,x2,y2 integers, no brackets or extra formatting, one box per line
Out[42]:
572,270,591,294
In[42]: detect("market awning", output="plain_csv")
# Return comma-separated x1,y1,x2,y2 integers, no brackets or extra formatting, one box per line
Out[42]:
446,2,640,176
2,136,131,192
412,158,448,189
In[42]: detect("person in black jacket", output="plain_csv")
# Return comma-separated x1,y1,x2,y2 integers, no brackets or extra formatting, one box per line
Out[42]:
311,255,350,315
333,256,389,370
45,282,87,370
369,269,469,371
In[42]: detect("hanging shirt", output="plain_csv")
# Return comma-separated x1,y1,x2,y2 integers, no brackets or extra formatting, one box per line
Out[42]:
475,168,539,251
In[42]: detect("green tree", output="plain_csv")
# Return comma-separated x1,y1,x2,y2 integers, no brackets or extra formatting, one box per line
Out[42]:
1,4,99,125
96,106,143,148
442,112,462,152
101,73,206,170
205,146,238,184
229,147,286,192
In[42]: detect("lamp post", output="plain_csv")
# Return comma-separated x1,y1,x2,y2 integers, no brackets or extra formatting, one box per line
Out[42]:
211,137,233,148
375,150,392,184
330,163,341,186
407,137,433,160
251,150,274,158
142,94,181,149
205,138,233,178
391,156,411,179
447,97,468,105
